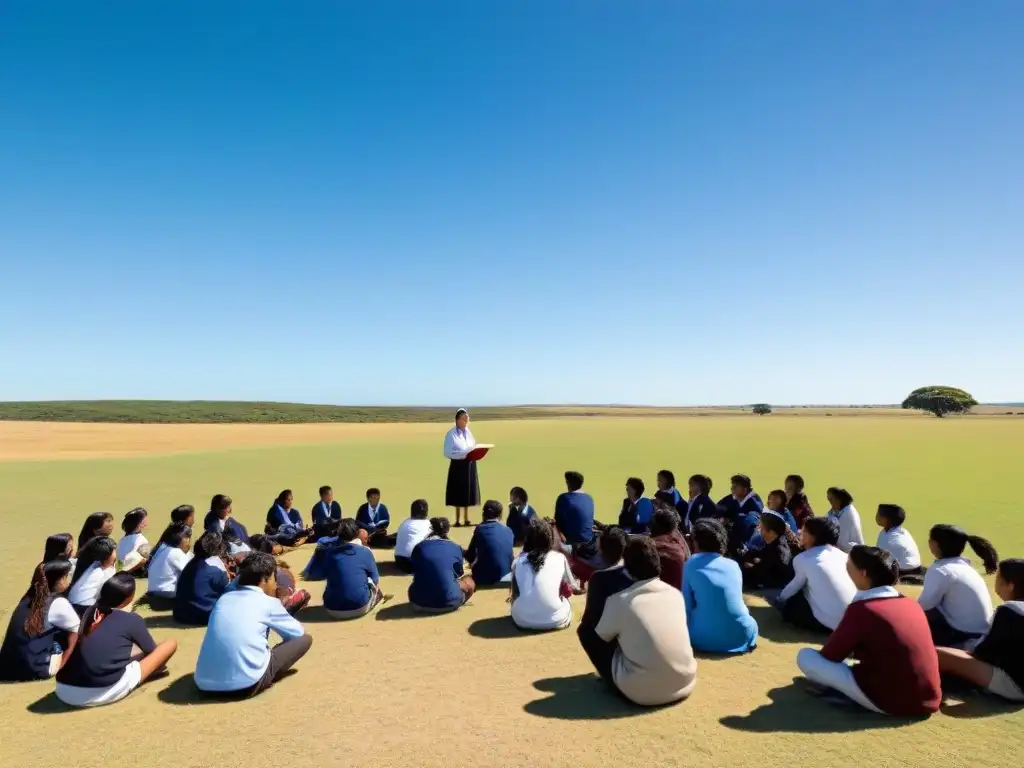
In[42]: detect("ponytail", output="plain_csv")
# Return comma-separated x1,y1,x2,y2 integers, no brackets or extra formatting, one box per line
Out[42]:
81,572,136,638
930,524,999,574
429,517,451,540
23,560,72,637
967,535,999,575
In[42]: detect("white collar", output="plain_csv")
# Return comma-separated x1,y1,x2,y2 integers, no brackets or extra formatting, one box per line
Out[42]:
853,585,900,602
738,491,756,507
1002,601,1024,617
571,488,585,494
935,556,970,567
239,585,264,594
205,556,227,572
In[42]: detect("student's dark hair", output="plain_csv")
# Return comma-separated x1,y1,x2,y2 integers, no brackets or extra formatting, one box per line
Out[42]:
210,494,232,515
598,526,628,564
730,474,752,492
564,471,584,492
760,511,788,538
510,486,528,504
81,572,137,638
121,507,148,534
410,499,429,519
429,517,451,539
337,519,360,543
688,474,712,495
24,560,74,637
275,489,293,506
649,507,680,537
192,532,226,561
78,512,113,550
691,519,728,556
153,522,192,555
785,474,806,492
171,504,195,523
827,486,854,508
766,489,786,507
248,533,277,554
929,524,999,574
876,504,906,528
69,536,117,589
623,536,661,581
366,487,381,498
318,485,332,497
481,500,503,521
998,559,1024,601
657,469,676,488
523,518,554,573
653,491,676,508
237,552,277,587
804,516,840,548
43,533,74,562
626,477,645,496
849,545,899,588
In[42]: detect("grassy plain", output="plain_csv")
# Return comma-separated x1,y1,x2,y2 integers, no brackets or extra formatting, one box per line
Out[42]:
0,416,1022,768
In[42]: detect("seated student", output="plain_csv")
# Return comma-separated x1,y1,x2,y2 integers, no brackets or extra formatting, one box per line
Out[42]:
577,527,632,634
826,486,864,553
684,520,759,654
717,474,763,558
116,507,151,575
171,504,196,527
747,490,799,551
554,471,597,559
77,512,114,552
717,474,764,521
874,504,924,583
797,546,941,716
55,572,178,708
505,486,536,546
0,561,80,681
322,520,386,619
248,535,312,615
650,505,690,590
43,533,75,566
301,515,367,582
68,536,117,616
776,517,857,633
311,485,343,540
204,494,250,545
408,517,476,613
936,558,1024,703
394,500,433,574
684,474,718,530
741,511,795,594
617,477,654,535
194,552,313,697
918,524,997,648
356,487,394,548
579,536,698,706
509,519,580,631
173,532,232,627
145,522,194,609
784,474,815,530
466,500,516,586
265,489,311,547
656,470,688,521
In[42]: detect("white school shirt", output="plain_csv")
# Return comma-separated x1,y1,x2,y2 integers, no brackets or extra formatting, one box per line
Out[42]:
46,595,82,632
68,563,117,607
876,526,922,570
147,546,193,597
510,551,576,630
443,425,476,460
830,504,865,553
778,545,857,630
395,518,432,559
366,504,378,523
918,556,993,636
117,532,149,563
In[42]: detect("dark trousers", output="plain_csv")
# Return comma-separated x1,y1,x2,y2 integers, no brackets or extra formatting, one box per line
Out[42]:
578,625,616,684
780,590,831,635
367,529,396,549
245,634,313,696
925,608,983,648
395,555,413,573
899,566,927,586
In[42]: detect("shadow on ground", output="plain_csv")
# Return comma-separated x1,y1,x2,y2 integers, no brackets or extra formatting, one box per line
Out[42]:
746,605,827,644
523,673,654,720
157,670,300,705
26,692,74,715
940,693,1024,719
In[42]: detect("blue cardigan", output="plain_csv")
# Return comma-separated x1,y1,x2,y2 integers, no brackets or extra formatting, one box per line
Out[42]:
323,543,380,612
203,511,249,542
408,538,465,610
311,500,342,527
683,552,758,654
684,494,718,529
554,491,595,545
505,503,536,543
355,503,391,532
618,497,654,534
466,520,515,585
174,557,230,626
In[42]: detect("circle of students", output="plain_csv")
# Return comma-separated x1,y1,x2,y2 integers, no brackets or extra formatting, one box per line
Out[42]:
1,471,1022,715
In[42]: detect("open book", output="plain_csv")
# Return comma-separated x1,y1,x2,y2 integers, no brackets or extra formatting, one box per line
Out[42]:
465,444,494,461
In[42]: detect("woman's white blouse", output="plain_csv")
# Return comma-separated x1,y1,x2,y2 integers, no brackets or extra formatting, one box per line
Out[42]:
443,426,477,460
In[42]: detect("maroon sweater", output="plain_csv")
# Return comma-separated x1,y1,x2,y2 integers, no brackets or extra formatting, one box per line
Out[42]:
821,595,941,716
653,531,690,590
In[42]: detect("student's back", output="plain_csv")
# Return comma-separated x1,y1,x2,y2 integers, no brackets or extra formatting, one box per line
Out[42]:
56,609,153,689
0,594,74,681
409,538,464,610
554,491,595,544
174,557,230,627
683,553,758,654
467,520,515,585
510,550,574,630
786,545,857,630
918,556,993,636
323,543,380,612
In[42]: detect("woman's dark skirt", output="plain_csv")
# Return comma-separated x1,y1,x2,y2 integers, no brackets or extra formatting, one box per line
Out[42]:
446,458,480,508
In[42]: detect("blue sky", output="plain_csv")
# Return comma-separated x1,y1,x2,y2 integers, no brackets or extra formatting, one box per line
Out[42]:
1,1,1021,406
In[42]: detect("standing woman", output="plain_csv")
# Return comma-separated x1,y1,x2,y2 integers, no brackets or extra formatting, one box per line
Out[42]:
443,408,480,527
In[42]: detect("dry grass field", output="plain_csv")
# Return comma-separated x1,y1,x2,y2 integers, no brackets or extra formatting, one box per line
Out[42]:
1,417,1022,768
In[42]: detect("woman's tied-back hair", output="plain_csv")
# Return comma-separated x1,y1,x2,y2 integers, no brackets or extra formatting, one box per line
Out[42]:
210,495,232,515
81,572,136,638
849,545,899,588
121,507,148,535
275,489,293,506
78,512,113,550
827,486,854,508
523,518,554,573
69,536,117,589
171,504,195,523
24,560,73,637
152,522,192,557
929,524,999,574
43,533,74,562
429,517,451,539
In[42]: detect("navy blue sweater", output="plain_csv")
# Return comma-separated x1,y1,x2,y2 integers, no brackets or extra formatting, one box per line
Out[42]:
203,511,249,541
355,503,391,532
466,520,515,585
174,557,230,626
323,543,380,612
505,503,536,544
0,595,69,681
408,538,465,610
554,491,596,545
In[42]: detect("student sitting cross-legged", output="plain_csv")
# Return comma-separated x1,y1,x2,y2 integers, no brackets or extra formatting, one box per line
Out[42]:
717,474,763,559
741,510,796,596
55,572,178,708
617,477,654,535
68,536,118,616
194,552,313,698
311,485,343,541
784,474,815,530
323,520,387,620
173,532,233,627
356,487,394,549
145,522,194,611
578,536,698,706
577,527,632,636
248,535,311,616
204,494,249,546
684,474,718,531
874,504,925,584
775,517,856,634
797,545,941,716
505,486,536,546
466,500,515,587
408,517,475,613
555,471,600,581
509,518,580,631
394,499,433,574
918,524,998,649
650,504,690,590
265,489,312,547
936,558,1024,703
684,520,758,654
0,561,80,681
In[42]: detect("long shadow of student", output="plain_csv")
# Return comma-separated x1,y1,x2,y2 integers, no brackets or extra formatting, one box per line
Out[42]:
522,673,654,721
157,670,300,705
746,604,825,645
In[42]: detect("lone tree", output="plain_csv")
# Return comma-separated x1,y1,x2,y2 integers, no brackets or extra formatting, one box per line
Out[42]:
901,386,977,418
751,403,772,415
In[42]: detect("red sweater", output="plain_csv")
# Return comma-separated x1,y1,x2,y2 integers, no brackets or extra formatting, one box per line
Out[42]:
653,531,690,590
821,595,941,716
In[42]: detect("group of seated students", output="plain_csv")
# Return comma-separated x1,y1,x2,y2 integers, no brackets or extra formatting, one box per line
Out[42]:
1,470,1021,717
